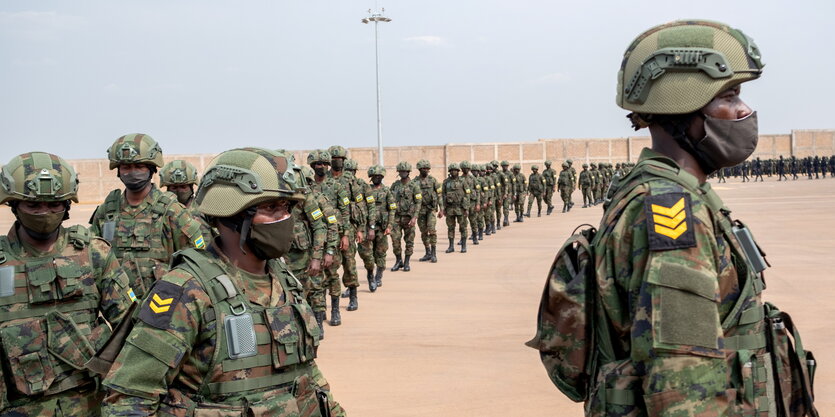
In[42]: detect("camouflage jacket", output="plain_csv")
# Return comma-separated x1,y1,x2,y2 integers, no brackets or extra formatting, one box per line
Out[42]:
390,178,422,220
0,225,133,408
102,244,344,416
355,175,379,229
285,193,328,272
528,172,544,193
442,176,469,214
311,177,351,238
586,148,769,416
568,166,577,189
543,168,557,188
557,169,572,189
501,169,514,197
475,176,492,205
331,171,374,230
89,186,205,299
512,173,527,196
579,169,593,187
415,175,442,212
368,183,395,231
312,190,340,256
461,173,479,207
490,172,506,200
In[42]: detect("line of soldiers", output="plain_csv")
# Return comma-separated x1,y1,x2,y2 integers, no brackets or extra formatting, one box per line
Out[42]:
715,154,835,182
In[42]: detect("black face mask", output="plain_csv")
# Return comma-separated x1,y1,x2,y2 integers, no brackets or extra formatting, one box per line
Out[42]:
247,216,295,260
691,112,759,174
121,171,152,191
331,159,344,172
17,210,65,240
371,176,383,186
419,169,429,178
314,166,328,177
172,188,194,205
449,170,459,179
399,172,410,180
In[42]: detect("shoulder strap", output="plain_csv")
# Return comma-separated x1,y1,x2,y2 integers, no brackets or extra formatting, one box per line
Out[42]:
66,225,91,250
102,189,123,220
151,188,177,218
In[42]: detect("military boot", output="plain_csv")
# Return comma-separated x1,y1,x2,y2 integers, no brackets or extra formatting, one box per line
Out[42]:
418,245,432,262
478,229,484,240
430,246,438,263
503,215,510,227
562,204,567,213
375,267,384,287
329,296,341,326
445,239,455,253
537,209,541,217
391,253,403,271
403,255,412,271
367,268,377,292
547,206,553,215
472,233,479,245
496,221,502,231
315,311,326,340
461,240,467,253
347,287,358,311
514,214,523,223
485,226,492,236
525,209,531,217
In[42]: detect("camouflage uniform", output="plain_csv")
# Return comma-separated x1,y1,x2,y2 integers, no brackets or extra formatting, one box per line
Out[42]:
360,165,395,287
542,160,557,215
481,168,496,235
442,164,469,253
474,165,491,235
500,161,514,226
490,161,505,231
285,192,327,308
557,162,573,212
460,162,480,245
579,164,594,207
0,152,134,416
390,162,423,270
415,160,442,252
511,164,527,222
343,158,379,291
90,134,205,300
526,166,544,217
159,159,213,239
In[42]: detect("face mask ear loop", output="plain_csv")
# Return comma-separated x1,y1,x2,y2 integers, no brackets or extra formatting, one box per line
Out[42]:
238,207,256,256
662,113,717,174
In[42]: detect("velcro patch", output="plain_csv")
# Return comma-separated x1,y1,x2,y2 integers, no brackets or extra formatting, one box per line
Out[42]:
310,209,323,220
465,188,471,194
139,280,184,330
415,193,422,200
490,185,495,189
342,197,350,206
128,288,137,302
476,185,481,190
355,194,364,202
645,193,697,251
512,178,516,182
366,195,375,203
389,203,397,210
327,215,338,224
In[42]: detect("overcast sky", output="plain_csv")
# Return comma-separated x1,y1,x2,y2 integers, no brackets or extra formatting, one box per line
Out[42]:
1,1,833,160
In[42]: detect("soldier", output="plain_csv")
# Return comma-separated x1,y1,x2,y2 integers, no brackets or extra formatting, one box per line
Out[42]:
390,161,423,270
490,160,505,231
102,147,345,416
557,162,573,213
790,155,799,180
532,20,819,415
511,163,526,222
717,165,727,182
579,163,594,207
159,159,213,238
777,155,787,181
90,134,205,300
472,165,487,238
344,158,381,294
741,159,750,182
460,161,480,246
542,160,557,215
526,165,544,217
415,160,442,261
477,164,494,236
0,152,134,416
821,155,828,178
566,159,577,209
441,163,469,253
284,161,331,337
753,157,764,181
307,149,350,327
361,165,395,289
499,160,514,226
481,164,496,236
327,147,373,312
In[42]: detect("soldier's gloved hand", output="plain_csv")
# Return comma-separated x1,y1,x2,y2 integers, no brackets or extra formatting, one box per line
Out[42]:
323,253,334,268
307,259,322,277
355,230,364,243
340,236,350,251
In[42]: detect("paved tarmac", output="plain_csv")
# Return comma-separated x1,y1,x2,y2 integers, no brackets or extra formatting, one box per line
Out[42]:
0,176,832,415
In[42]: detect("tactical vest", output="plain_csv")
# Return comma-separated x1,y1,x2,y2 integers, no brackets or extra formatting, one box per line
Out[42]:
592,157,779,413
96,188,179,297
391,181,418,217
461,175,477,203
335,175,365,228
158,249,321,411
443,178,466,207
0,226,109,407
417,176,439,208
368,185,391,227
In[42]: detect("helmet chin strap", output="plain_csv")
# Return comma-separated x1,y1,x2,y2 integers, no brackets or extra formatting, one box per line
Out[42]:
659,113,717,175
218,207,257,256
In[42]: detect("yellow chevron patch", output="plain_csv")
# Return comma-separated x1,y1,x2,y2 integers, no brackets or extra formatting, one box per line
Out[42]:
149,293,173,313
646,194,696,250
651,198,685,218
651,197,687,239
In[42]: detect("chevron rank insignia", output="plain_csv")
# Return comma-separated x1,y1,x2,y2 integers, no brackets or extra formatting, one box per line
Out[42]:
645,193,696,251
138,280,183,329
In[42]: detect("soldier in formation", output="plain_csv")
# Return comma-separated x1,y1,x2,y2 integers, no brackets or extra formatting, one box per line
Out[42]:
415,160,442,263
557,162,573,213
361,165,395,290
390,161,423,270
499,161,514,226
542,160,557,215
511,163,527,222
441,163,469,253
526,165,544,217
579,163,594,207
460,161,480,246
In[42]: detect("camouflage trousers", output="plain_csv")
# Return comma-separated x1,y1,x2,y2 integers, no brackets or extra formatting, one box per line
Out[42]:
445,209,468,241
391,216,416,256
485,200,495,228
544,187,555,209
527,192,543,213
582,186,593,205
514,195,525,216
340,225,359,288
417,208,437,246
358,228,389,269
560,186,572,204
1,385,103,416
494,198,503,226
467,207,479,237
291,266,327,313
323,246,344,298
502,195,511,219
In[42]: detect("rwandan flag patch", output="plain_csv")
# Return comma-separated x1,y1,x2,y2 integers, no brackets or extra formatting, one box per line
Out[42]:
311,209,323,220
193,235,206,249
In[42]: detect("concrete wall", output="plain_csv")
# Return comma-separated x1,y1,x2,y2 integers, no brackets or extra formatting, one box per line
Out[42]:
64,130,834,204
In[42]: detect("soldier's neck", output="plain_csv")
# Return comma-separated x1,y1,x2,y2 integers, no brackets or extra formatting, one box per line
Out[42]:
649,125,707,184
331,170,343,178
315,175,326,184
216,231,267,275
125,184,152,205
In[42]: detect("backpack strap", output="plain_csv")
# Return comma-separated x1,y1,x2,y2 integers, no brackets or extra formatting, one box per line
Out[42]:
101,189,123,221
66,225,91,250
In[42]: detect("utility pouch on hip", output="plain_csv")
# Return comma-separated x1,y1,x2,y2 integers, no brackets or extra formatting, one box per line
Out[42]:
225,310,257,360
101,221,116,243
0,266,14,297
46,310,95,370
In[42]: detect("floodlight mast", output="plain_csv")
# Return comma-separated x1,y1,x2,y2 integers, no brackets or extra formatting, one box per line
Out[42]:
362,7,391,166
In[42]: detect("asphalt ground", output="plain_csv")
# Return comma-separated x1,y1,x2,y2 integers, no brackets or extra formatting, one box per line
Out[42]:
1,175,833,415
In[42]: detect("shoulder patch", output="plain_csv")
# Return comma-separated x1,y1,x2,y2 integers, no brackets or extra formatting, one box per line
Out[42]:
193,235,206,250
310,209,323,220
645,193,697,251
389,202,397,210
327,215,338,224
138,280,184,329
342,197,350,206
355,193,364,202
366,195,375,203
436,187,442,193
415,193,422,200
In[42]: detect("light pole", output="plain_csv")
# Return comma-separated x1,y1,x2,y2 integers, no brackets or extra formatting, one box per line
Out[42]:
362,7,391,166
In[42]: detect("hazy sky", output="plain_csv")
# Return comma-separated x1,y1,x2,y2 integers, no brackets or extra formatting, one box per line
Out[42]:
2,1,833,160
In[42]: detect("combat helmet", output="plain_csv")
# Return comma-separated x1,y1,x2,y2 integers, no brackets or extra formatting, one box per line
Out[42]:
561,162,569,169
107,133,164,170
307,149,332,166
301,165,316,181
460,160,471,170
0,152,79,204
531,165,539,171
545,160,552,167
195,148,304,218
160,160,199,186
416,159,431,170
448,163,460,172
501,160,510,167
396,161,412,172
345,159,359,172
582,163,589,168
328,145,348,159
617,20,763,115
512,163,521,170
367,165,386,177
490,160,499,168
